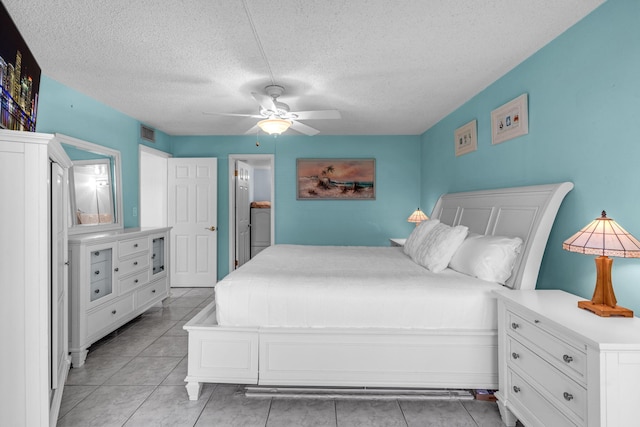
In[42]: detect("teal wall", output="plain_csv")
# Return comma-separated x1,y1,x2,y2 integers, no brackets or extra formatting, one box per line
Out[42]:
35,76,172,228
171,134,421,277
421,0,640,314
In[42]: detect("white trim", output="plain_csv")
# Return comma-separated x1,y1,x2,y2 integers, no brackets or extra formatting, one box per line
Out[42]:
139,143,172,158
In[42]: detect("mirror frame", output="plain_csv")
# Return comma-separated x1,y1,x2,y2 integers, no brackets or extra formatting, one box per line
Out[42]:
56,133,124,235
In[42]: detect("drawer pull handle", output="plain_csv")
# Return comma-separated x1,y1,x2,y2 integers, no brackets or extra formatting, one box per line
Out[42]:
114,267,119,272
511,322,520,330
134,261,138,266
94,289,100,294
152,254,156,259
534,319,540,323
563,392,574,401
134,279,139,284
152,289,156,293
94,251,100,256
134,243,138,248
511,352,520,359
94,270,100,275
563,355,574,363
513,386,520,393
111,310,117,315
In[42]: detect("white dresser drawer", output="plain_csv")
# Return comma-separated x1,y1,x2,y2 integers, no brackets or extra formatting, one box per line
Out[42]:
508,370,578,427
507,310,586,382
119,269,150,294
136,278,167,308
118,236,149,258
87,294,135,338
117,252,150,276
90,249,111,263
90,278,113,302
90,260,111,283
508,337,586,421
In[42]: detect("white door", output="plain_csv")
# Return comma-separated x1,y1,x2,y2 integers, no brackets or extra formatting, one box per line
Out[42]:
168,158,217,287
235,161,251,268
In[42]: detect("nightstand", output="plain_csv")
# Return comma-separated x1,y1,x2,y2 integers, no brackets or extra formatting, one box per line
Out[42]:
493,289,640,427
389,238,406,247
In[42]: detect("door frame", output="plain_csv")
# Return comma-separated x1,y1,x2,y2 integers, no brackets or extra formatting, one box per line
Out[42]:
138,144,171,228
228,154,275,273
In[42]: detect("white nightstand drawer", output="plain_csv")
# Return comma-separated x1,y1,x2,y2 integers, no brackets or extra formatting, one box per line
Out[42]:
508,370,578,427
508,337,586,421
117,252,150,277
507,310,586,382
118,236,149,258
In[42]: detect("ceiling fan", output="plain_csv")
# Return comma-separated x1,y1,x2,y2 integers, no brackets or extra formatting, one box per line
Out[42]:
204,85,341,136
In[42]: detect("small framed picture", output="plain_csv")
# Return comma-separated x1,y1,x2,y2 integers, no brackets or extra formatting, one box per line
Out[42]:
491,94,528,145
454,119,477,156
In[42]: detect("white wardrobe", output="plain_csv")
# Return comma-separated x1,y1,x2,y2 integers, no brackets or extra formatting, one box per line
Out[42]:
0,130,72,426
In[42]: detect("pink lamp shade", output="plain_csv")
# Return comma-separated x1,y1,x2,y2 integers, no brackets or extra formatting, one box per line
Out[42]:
407,208,428,224
563,210,640,317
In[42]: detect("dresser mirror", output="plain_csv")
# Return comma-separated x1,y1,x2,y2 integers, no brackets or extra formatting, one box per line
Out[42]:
57,133,124,234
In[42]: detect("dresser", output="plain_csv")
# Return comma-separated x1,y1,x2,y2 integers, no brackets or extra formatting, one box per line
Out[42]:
0,130,73,426
68,227,171,366
494,290,640,427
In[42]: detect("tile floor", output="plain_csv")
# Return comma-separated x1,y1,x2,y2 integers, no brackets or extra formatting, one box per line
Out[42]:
58,288,515,427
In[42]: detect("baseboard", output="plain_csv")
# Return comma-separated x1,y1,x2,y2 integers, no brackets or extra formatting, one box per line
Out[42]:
244,386,474,400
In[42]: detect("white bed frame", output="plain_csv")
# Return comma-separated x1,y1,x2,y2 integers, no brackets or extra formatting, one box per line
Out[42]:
184,182,573,400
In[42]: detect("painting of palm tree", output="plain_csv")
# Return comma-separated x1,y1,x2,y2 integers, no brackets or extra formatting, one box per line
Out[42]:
297,158,375,200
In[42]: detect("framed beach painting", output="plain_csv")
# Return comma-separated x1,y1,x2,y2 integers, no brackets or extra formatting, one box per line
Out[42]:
297,158,375,200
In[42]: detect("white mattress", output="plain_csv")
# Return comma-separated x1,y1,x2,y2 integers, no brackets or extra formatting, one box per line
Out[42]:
215,244,504,330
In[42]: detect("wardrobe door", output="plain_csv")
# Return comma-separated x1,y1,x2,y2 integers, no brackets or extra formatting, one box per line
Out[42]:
50,161,68,392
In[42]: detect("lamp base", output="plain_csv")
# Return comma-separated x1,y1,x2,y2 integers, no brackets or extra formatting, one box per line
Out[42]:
578,300,633,317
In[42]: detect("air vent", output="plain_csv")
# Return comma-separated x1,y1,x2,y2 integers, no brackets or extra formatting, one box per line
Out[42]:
140,124,156,143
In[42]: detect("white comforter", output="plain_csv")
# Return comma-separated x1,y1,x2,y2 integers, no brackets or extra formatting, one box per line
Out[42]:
215,244,503,330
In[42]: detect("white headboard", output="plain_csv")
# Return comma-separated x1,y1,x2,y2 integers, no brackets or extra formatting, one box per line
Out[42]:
430,182,573,290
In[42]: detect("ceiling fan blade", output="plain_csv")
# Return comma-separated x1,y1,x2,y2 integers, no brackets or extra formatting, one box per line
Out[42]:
244,124,260,135
203,111,262,118
251,91,277,113
290,120,320,136
291,110,341,120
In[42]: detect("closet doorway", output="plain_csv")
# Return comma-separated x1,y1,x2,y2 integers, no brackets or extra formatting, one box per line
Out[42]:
228,154,275,273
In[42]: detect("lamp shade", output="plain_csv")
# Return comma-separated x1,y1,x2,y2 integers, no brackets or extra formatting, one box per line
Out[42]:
257,118,292,135
563,211,640,258
407,208,428,224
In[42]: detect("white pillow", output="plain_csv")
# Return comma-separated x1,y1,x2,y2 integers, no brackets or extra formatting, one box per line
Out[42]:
449,233,523,284
403,219,440,259
413,222,469,273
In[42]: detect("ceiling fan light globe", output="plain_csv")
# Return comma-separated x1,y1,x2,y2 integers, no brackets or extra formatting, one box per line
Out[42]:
257,118,292,135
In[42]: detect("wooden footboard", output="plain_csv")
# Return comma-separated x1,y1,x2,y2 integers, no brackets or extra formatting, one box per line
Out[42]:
184,303,497,400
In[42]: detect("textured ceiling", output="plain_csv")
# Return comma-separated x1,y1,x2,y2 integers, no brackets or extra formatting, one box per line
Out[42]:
3,0,604,136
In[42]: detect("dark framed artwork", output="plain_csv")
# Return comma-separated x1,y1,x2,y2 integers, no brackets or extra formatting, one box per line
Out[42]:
297,158,376,200
1,3,41,131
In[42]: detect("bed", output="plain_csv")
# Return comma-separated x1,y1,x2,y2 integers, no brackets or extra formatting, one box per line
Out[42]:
184,182,573,400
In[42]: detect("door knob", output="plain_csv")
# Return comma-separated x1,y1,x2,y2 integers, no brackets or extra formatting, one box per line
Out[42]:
205,226,217,231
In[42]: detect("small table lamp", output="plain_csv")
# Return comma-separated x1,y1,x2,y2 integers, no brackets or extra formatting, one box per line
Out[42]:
407,208,428,226
563,210,640,317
